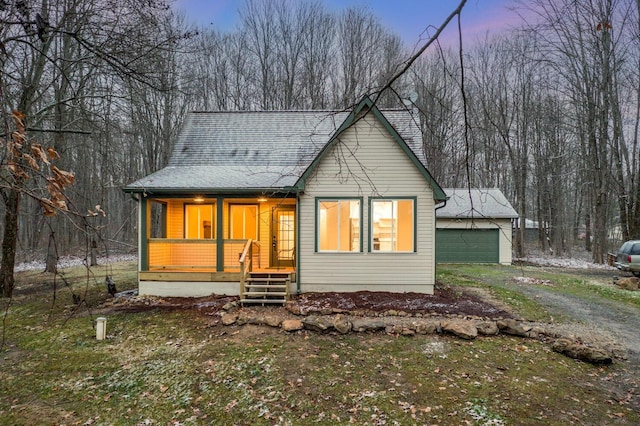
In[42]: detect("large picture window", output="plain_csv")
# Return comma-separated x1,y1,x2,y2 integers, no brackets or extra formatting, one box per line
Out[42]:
185,203,214,239
371,199,414,252
317,199,361,252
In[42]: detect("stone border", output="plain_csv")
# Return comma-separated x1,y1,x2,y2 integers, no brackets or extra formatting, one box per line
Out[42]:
219,308,616,365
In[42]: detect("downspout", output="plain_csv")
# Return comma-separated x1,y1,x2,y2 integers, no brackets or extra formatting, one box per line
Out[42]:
434,199,448,286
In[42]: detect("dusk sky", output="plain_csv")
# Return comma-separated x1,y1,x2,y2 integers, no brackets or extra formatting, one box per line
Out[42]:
173,0,518,45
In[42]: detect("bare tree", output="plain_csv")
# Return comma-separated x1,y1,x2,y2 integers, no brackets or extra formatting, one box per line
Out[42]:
0,0,188,297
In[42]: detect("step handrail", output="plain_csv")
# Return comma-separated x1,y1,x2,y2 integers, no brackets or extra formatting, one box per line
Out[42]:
239,239,253,297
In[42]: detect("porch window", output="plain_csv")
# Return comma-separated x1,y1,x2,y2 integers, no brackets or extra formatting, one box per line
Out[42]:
371,199,414,252
185,203,214,239
230,204,258,240
149,200,167,238
317,199,361,252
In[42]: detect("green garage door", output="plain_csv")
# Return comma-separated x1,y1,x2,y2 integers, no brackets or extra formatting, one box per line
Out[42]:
436,229,499,263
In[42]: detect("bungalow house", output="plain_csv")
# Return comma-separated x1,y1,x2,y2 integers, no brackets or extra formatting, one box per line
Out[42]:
435,188,518,265
123,97,448,301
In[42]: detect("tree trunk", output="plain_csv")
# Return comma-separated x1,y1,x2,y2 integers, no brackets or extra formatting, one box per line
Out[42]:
0,188,21,298
90,239,98,267
45,232,57,273
585,212,592,252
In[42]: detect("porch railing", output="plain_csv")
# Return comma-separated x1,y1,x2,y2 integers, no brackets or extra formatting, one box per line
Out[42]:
147,238,260,271
239,239,252,297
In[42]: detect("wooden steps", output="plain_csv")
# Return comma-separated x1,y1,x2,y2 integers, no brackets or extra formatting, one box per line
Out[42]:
240,272,291,305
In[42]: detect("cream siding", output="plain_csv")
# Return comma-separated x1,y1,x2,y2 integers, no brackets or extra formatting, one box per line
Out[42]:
436,218,513,265
298,115,436,294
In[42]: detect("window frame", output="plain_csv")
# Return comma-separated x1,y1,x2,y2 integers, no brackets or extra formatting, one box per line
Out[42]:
368,197,417,253
315,197,363,253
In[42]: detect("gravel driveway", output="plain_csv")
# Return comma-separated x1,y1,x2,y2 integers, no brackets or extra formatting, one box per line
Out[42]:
494,268,640,364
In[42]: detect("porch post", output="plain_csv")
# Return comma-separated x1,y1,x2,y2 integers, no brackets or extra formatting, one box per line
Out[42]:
139,197,149,271
216,196,224,272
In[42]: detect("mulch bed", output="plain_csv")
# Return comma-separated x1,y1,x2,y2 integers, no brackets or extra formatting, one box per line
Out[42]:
109,284,514,319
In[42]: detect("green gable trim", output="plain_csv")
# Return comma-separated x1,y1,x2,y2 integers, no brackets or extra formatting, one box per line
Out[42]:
294,96,448,202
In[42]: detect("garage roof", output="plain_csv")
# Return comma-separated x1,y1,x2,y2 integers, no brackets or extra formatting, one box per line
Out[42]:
437,188,518,219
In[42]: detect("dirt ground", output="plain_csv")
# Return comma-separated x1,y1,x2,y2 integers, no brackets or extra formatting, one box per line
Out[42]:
107,283,515,320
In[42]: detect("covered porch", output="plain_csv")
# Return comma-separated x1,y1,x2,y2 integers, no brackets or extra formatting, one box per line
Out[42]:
136,194,297,297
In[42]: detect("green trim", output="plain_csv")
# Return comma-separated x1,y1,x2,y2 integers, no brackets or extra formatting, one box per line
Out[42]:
295,200,301,293
294,96,447,202
368,197,417,253
216,197,224,272
314,197,363,253
140,198,149,271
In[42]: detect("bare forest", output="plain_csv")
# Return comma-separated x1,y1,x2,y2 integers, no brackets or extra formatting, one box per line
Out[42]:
1,0,640,296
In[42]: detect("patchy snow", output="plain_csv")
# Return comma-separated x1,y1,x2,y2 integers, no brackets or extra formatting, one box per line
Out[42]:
513,276,554,286
516,250,617,271
14,254,137,272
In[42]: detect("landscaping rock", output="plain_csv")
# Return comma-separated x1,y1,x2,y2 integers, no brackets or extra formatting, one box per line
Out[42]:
284,302,301,315
221,313,238,326
413,319,440,335
302,315,334,332
281,319,303,332
497,319,531,336
475,320,499,336
441,319,478,340
333,314,352,334
264,316,282,327
222,301,238,311
351,317,389,332
613,276,640,291
236,314,258,325
551,338,613,365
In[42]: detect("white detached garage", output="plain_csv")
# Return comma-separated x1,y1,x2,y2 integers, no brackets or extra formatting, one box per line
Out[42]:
436,188,518,265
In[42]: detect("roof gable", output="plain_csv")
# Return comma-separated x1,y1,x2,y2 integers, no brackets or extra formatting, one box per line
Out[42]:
294,97,447,201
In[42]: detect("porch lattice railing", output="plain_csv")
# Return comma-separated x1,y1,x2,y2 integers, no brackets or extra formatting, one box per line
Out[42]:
147,238,259,271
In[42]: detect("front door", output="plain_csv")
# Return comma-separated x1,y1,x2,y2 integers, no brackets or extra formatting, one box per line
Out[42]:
271,206,295,268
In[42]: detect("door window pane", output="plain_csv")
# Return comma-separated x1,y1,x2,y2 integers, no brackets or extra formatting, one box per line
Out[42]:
278,210,295,260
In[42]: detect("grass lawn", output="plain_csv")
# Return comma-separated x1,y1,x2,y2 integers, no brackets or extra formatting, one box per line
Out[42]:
0,261,638,425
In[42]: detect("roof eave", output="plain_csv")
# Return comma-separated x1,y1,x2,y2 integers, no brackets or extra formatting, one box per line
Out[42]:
436,214,520,219
122,186,302,196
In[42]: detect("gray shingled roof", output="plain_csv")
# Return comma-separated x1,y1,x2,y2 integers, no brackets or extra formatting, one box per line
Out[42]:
124,108,425,193
436,188,518,219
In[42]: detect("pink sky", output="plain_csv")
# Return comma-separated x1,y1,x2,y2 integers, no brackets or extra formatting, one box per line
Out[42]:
173,0,518,45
